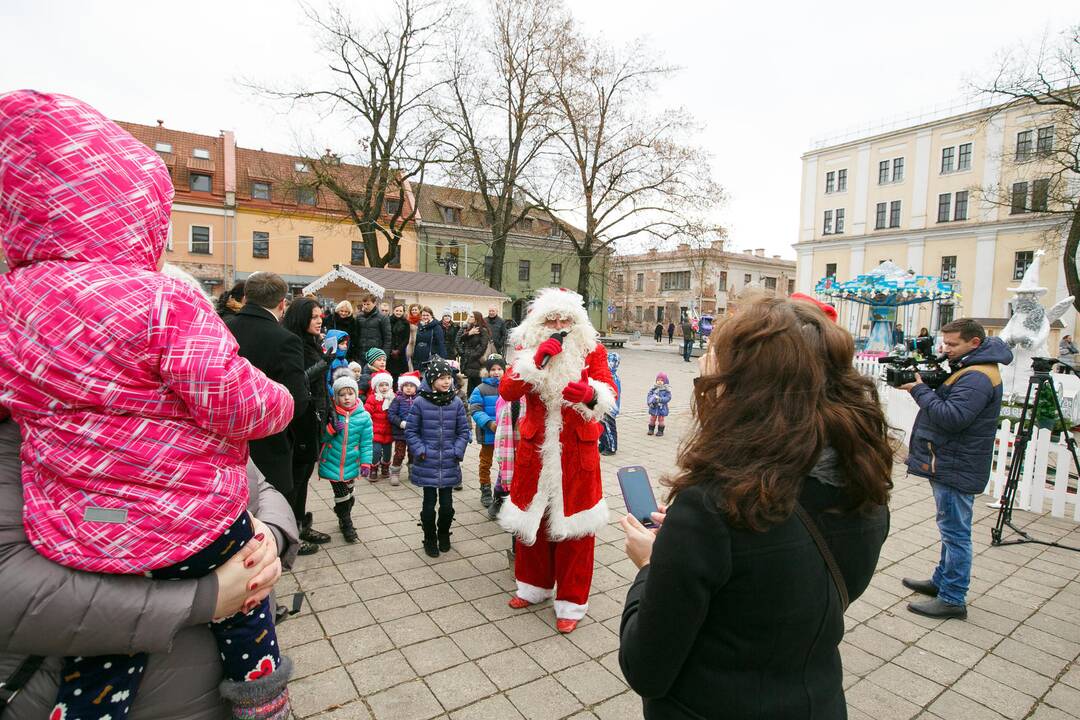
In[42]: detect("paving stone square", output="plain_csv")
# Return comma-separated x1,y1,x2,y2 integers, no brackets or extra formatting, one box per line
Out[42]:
281,345,1080,719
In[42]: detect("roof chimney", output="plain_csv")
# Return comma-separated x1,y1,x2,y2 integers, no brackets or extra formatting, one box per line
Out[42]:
677,243,690,252
156,119,164,128
755,248,765,257
743,249,753,255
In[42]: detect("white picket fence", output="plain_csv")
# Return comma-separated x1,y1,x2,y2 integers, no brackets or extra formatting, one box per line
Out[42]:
853,359,1080,521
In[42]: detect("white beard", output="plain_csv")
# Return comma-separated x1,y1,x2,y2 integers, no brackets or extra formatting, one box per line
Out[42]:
509,320,598,398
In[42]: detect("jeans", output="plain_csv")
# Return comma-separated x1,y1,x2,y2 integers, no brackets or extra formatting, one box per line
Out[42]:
682,338,694,362
930,480,974,605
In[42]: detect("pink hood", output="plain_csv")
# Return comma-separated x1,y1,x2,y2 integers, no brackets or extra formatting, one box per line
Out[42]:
0,91,294,573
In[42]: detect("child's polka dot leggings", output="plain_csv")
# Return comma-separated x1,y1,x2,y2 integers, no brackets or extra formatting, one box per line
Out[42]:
50,513,281,720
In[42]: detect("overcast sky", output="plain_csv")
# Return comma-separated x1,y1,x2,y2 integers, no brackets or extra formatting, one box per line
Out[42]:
2,1,1076,259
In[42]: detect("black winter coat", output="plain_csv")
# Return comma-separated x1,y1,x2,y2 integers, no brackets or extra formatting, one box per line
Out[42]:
458,325,490,378
225,304,309,494
353,308,391,361
412,321,446,369
388,316,411,377
441,321,460,360
487,315,507,353
620,481,888,719
289,334,328,465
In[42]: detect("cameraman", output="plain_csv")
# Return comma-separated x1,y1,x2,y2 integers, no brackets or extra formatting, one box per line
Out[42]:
899,318,1012,620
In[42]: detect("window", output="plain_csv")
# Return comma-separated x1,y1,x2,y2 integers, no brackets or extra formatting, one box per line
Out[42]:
518,217,534,231
294,161,309,173
1037,125,1054,155
941,147,955,174
296,187,317,206
958,142,972,171
298,236,314,262
518,259,530,282
718,271,727,291
787,279,795,294
635,273,644,292
1016,130,1033,161
439,206,461,224
384,198,402,216
937,193,952,223
837,169,847,192
825,171,835,193
189,225,211,254
351,241,365,265
822,210,833,235
1011,182,1028,214
252,231,269,259
548,223,564,238
835,208,845,234
875,203,887,230
189,172,211,193
878,160,889,185
656,306,664,323
614,273,624,292
825,263,837,278
889,200,901,228
954,191,968,221
551,263,562,284
484,256,493,281
660,271,691,291
192,148,210,160
1014,251,1033,280
938,303,955,327
763,277,777,291
892,157,904,182
251,181,271,200
635,306,644,322
1032,178,1050,212
154,141,173,153
744,273,752,285
940,255,957,281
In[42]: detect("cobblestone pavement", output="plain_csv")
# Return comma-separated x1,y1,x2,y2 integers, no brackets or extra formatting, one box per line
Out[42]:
282,347,1080,720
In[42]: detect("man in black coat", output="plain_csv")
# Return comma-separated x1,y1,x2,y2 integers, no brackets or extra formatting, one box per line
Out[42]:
225,272,309,495
352,292,391,362
440,313,460,360
487,305,507,356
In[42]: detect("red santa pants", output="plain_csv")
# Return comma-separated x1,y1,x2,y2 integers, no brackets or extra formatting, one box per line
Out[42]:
514,517,595,620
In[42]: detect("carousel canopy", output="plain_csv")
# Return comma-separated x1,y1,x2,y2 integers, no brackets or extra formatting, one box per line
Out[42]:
815,261,958,307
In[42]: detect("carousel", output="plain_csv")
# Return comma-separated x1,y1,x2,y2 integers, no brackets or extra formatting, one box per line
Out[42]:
814,261,960,354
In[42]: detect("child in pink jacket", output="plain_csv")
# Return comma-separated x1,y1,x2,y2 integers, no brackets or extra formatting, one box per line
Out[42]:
0,91,295,720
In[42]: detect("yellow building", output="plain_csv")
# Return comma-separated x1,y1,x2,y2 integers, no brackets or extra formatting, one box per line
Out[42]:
117,121,418,297
794,98,1076,339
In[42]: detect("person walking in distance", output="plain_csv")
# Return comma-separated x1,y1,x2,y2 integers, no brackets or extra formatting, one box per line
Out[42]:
667,320,676,344
899,318,1012,619
680,317,695,362
653,322,664,343
318,376,374,542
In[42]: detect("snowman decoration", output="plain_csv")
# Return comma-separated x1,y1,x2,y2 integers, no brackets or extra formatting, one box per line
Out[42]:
999,250,1073,394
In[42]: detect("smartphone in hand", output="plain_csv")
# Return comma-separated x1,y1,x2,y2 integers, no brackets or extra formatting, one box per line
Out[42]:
617,465,659,528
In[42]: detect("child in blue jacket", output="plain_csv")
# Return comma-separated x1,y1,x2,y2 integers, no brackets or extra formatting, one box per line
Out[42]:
387,371,422,486
647,371,672,437
468,355,505,508
319,375,374,542
599,352,621,455
406,357,471,557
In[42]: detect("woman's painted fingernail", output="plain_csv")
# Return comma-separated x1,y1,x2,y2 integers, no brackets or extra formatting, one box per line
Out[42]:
254,533,265,541
244,560,254,568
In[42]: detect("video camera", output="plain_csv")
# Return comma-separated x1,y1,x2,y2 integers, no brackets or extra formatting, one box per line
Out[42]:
878,336,951,389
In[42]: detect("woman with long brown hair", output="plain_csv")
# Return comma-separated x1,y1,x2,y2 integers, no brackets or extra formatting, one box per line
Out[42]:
619,295,893,719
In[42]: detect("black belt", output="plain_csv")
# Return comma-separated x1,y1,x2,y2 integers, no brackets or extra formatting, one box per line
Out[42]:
0,655,44,716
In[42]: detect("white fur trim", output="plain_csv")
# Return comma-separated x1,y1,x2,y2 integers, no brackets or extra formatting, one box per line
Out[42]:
371,372,393,389
572,378,617,423
516,581,553,604
553,599,589,621
546,497,610,541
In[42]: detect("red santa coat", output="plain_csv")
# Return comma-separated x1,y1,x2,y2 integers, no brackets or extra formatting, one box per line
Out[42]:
498,342,618,545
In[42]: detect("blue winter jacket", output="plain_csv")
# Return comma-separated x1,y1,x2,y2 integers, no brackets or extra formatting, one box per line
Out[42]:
405,383,471,487
387,392,418,441
412,321,446,370
468,377,500,444
906,337,1013,494
608,353,622,418
318,404,374,482
647,385,672,417
324,329,351,398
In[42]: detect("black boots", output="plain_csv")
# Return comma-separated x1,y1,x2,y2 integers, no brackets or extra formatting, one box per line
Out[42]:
420,509,439,557
437,508,455,553
487,490,505,520
902,578,939,597
656,425,665,437
647,424,655,435
335,499,358,543
480,484,493,508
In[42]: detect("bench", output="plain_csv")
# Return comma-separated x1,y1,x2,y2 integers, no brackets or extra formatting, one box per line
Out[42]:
599,336,628,348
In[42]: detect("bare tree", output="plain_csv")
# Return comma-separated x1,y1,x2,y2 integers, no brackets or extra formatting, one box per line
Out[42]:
973,25,1080,308
436,0,566,291
524,33,724,307
247,0,451,267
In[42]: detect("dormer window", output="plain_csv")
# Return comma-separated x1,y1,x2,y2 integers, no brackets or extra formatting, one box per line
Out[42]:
154,142,173,153
192,148,210,160
294,161,309,173
440,206,461,224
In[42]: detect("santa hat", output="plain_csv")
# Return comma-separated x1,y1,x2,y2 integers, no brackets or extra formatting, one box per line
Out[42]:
790,292,838,322
524,287,591,327
371,371,393,389
332,376,359,395
397,371,422,390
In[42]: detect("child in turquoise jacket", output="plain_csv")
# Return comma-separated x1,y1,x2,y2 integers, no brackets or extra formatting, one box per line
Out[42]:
319,375,374,542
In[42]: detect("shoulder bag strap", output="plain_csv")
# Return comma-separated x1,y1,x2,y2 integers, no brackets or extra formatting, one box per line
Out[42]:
793,504,850,611
0,655,45,716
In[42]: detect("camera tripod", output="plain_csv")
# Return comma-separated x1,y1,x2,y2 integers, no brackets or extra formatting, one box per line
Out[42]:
991,360,1080,552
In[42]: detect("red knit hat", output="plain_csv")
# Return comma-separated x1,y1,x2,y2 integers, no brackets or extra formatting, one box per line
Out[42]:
790,292,838,322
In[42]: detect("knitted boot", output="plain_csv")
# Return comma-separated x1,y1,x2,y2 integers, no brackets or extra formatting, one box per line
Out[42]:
420,509,438,557
219,656,293,720
437,507,455,553
389,465,402,486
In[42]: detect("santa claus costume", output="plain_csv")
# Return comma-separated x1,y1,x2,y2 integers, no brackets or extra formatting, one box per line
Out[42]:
497,288,618,633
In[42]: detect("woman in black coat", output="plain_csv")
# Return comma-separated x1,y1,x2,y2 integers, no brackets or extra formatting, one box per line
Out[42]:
458,311,490,396
410,306,446,371
282,297,333,555
388,304,411,382
619,297,893,719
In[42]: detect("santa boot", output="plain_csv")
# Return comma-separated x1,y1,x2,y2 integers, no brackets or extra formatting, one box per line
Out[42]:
219,656,293,720
389,465,402,486
380,462,390,479
419,509,438,557
437,507,455,553
647,423,655,436
656,424,665,437
335,499,358,543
